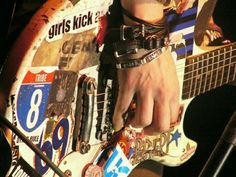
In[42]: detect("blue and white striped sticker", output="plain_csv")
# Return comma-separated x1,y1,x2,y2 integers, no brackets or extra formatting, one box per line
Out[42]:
95,145,133,177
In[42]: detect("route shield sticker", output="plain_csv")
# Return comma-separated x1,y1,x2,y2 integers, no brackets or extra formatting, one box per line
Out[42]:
16,67,56,143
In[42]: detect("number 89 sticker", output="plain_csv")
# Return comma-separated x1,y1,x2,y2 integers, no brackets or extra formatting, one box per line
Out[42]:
16,68,55,133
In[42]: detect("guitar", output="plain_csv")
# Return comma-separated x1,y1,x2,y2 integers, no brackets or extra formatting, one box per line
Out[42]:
0,0,235,176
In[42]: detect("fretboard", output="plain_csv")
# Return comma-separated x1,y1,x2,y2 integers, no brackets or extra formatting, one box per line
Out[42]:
182,42,236,100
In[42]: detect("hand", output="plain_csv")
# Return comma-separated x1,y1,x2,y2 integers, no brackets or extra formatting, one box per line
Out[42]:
112,48,180,134
175,0,195,13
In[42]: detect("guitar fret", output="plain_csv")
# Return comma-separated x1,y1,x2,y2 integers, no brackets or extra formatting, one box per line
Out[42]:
196,57,202,96
199,55,205,94
216,67,223,87
182,60,192,99
228,64,236,82
231,46,236,81
183,60,194,99
223,64,232,83
220,48,226,86
213,50,219,88
224,46,231,84
212,50,219,88
207,55,213,92
192,58,200,97
200,56,205,95
188,59,196,98
183,62,190,99
232,62,236,81
193,61,199,98
204,54,210,92
201,54,210,94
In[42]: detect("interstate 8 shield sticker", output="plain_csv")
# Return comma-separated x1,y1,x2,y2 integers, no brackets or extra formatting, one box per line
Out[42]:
16,67,56,143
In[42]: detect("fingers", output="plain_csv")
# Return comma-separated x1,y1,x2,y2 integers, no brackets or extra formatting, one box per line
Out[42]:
113,86,180,135
176,0,195,14
130,91,154,128
169,92,180,124
112,85,135,131
143,93,180,135
112,48,180,135
143,98,171,135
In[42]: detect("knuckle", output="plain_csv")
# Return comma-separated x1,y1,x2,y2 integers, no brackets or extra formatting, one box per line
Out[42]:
139,118,152,127
153,123,170,133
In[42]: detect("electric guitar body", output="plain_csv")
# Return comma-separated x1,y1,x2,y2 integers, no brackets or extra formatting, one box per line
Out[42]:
0,0,235,176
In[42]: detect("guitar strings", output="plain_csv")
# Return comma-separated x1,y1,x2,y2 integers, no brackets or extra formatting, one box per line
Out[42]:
180,62,236,97
181,72,236,97
176,55,236,74
179,65,236,95
179,61,236,82
94,99,111,105
94,106,111,113
175,46,236,73
176,54,236,87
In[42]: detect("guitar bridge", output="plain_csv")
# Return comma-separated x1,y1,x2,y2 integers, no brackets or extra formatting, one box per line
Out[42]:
72,76,96,154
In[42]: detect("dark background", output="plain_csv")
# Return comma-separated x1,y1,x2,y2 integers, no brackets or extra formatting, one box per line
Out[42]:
214,0,236,42
0,0,236,176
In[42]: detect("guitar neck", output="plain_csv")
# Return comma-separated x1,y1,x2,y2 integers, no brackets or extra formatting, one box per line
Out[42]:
182,42,236,100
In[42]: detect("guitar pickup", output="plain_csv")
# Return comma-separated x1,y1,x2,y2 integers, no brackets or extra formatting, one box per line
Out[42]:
72,76,97,154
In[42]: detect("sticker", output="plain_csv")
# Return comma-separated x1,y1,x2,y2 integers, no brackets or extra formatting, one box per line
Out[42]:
44,70,78,117
96,145,133,177
9,156,41,177
35,117,70,176
46,4,111,42
16,68,55,134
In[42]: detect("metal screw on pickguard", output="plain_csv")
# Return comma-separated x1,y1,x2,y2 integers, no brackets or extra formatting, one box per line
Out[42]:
80,142,91,154
64,169,72,177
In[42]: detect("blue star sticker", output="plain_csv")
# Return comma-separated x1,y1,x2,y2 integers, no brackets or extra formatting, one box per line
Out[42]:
169,129,182,147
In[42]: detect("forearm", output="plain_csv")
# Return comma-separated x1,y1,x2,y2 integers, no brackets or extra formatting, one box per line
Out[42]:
121,0,164,25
